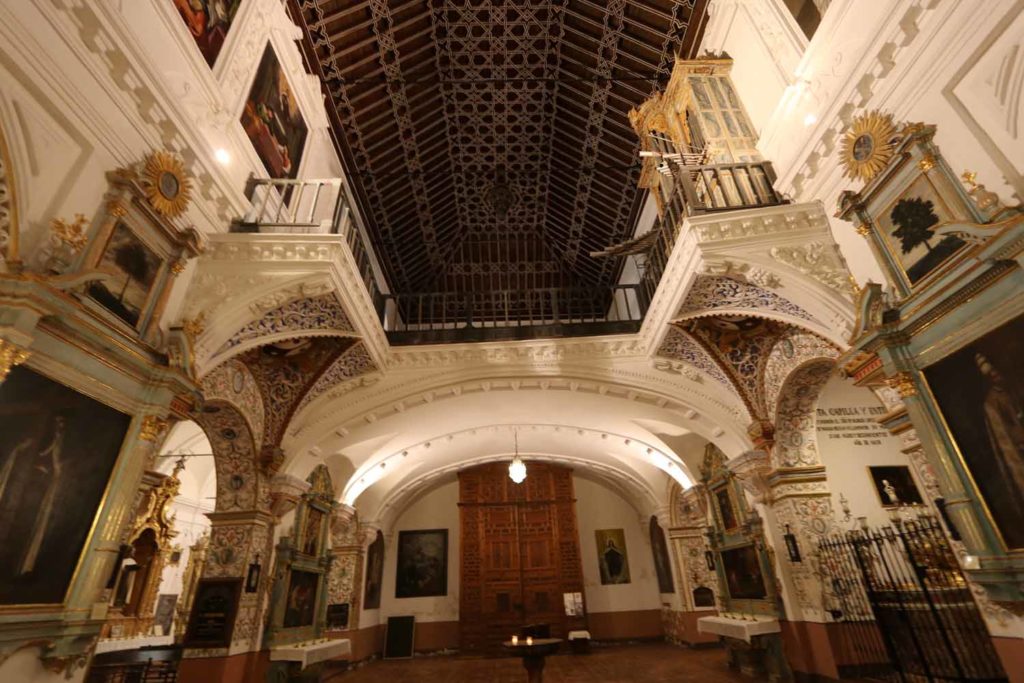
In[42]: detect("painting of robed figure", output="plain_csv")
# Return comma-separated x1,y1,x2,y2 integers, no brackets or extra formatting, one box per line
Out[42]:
595,528,631,585
0,366,131,604
924,314,1024,550
241,44,308,181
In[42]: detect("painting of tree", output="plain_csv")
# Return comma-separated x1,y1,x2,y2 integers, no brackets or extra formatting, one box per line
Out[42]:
890,197,938,254
882,190,965,285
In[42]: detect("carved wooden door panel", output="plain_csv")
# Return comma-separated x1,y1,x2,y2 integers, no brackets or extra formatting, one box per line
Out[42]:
459,462,586,653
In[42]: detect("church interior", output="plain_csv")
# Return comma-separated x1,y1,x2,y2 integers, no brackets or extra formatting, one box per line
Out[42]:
1,1,1023,682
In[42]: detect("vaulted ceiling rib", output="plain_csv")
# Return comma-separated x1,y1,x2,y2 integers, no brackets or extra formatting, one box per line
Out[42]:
291,0,710,317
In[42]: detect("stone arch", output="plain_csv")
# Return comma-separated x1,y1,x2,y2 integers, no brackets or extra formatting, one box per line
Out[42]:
196,360,266,512
772,359,837,469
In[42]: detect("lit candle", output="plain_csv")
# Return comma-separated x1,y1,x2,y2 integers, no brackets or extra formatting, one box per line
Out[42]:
526,636,533,646
511,635,519,646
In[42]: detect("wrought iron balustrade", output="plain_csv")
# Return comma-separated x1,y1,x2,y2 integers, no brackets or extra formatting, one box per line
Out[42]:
381,285,645,344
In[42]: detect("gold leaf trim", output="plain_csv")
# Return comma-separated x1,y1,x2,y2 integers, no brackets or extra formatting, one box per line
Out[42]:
840,111,899,183
141,151,192,218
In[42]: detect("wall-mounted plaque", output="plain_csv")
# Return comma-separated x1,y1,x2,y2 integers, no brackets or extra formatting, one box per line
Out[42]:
183,578,242,647
326,603,350,630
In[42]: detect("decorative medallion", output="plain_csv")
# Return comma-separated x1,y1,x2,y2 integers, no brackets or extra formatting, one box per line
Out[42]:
142,151,192,218
840,111,898,183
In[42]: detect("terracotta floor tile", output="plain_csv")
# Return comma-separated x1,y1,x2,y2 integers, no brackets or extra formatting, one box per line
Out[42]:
334,642,753,682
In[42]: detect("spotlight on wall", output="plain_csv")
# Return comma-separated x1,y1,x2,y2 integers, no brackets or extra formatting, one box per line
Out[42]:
803,113,818,127
245,554,261,593
783,524,802,563
508,430,527,484
214,148,231,165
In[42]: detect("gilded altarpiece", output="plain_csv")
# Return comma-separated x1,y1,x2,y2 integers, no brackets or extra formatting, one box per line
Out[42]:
838,114,1024,613
264,466,335,654
0,149,202,673
102,461,184,640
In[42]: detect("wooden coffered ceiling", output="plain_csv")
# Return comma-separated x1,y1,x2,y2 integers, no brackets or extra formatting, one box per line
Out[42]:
290,0,710,302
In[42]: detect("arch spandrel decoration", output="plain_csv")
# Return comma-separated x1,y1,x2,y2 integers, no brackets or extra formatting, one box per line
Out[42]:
676,275,818,324
210,292,358,366
772,359,837,470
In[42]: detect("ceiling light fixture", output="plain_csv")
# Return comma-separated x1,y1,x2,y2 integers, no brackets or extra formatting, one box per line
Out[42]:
508,429,526,484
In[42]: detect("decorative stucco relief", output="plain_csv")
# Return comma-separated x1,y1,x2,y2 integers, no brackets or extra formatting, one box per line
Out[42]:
773,359,836,468
295,341,377,416
677,274,816,322
770,242,855,301
215,293,356,357
764,331,839,421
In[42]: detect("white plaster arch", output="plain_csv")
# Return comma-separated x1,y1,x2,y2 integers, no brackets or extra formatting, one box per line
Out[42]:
283,359,752,462
373,452,664,532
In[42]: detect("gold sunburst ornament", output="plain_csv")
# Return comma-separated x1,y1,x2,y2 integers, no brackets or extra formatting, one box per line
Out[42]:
142,150,192,218
840,111,898,183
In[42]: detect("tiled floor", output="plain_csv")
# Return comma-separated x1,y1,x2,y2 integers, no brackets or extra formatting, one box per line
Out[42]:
334,642,750,682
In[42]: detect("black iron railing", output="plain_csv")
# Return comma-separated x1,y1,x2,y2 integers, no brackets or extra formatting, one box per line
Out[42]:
380,285,644,344
817,516,1007,682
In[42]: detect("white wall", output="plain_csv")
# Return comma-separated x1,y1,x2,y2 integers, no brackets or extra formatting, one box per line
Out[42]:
575,475,662,614
374,478,461,626
816,376,920,529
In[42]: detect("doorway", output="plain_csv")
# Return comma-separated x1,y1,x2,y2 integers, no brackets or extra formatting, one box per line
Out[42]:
458,462,587,653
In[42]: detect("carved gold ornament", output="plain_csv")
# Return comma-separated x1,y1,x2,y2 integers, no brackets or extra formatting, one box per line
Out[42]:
182,312,206,347
50,214,90,251
141,151,191,218
886,371,917,398
840,111,898,183
139,415,170,441
0,339,31,383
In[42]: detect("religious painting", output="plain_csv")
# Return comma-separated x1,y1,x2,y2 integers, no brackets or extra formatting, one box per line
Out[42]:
241,44,308,180
875,174,967,285
300,507,324,556
87,221,163,327
172,0,242,67
923,314,1024,550
395,529,448,598
649,516,675,594
283,569,320,628
721,545,767,600
714,486,739,532
155,594,178,636
0,366,131,605
184,578,242,647
595,528,631,585
868,465,923,508
364,529,385,609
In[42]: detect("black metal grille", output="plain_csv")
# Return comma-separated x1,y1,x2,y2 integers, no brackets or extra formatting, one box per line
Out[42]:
818,517,1007,683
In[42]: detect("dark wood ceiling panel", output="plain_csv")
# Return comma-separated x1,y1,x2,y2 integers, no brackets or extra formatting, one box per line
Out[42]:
290,0,709,306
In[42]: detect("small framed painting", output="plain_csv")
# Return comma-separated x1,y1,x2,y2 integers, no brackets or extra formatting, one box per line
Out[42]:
283,569,320,629
87,220,164,328
595,528,631,585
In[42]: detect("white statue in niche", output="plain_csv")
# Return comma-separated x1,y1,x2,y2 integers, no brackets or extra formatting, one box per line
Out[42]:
882,479,899,506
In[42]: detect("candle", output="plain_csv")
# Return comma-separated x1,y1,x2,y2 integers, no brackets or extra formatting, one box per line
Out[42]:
526,636,533,646
511,635,519,645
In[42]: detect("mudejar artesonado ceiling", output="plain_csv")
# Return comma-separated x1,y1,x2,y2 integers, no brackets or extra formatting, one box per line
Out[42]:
288,0,710,318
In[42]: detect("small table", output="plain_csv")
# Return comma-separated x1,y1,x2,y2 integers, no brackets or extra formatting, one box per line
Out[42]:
502,638,562,683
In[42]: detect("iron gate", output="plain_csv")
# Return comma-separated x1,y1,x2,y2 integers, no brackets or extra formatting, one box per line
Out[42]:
817,516,1006,682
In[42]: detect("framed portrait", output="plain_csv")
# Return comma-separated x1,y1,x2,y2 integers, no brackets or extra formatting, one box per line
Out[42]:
283,569,320,629
649,516,675,594
595,528,631,585
172,0,242,67
721,545,767,601
873,173,967,286
395,529,448,598
364,529,385,609
714,485,739,532
154,593,178,635
923,314,1024,550
0,365,131,606
87,220,164,328
868,465,923,508
299,506,325,557
241,44,308,181
184,578,242,647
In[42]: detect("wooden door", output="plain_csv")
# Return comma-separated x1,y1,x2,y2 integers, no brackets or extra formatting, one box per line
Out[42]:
459,462,586,653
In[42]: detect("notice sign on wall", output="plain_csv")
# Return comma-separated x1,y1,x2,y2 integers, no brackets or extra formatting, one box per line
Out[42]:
816,406,889,446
